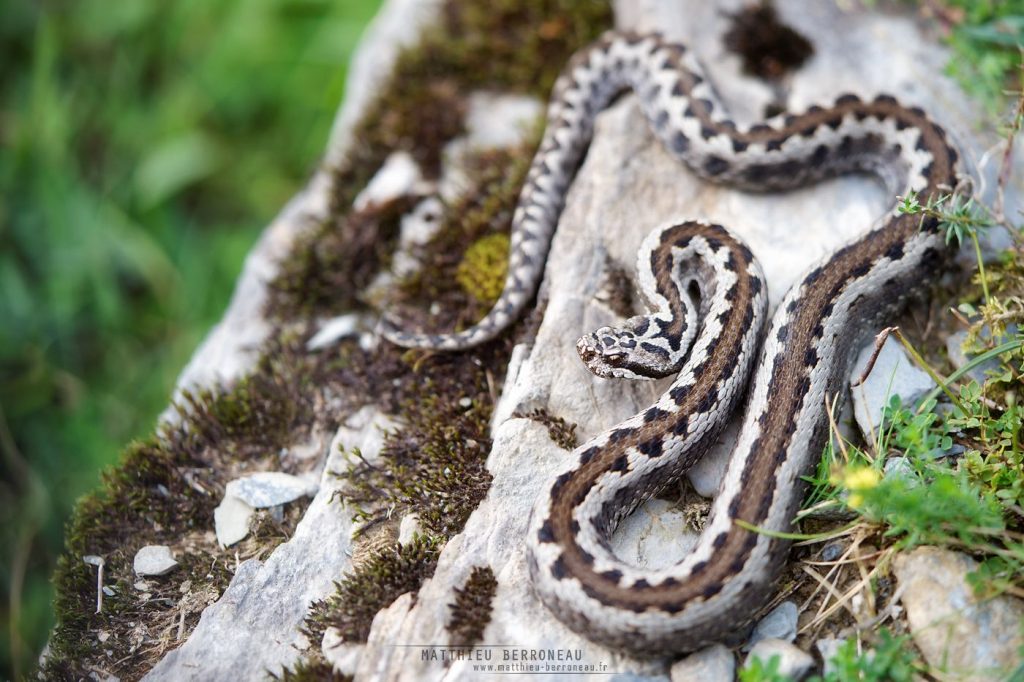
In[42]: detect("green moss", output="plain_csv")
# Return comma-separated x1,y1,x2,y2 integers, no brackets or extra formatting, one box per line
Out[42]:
391,143,537,334
513,407,578,450
456,233,511,304
446,566,498,646
275,661,354,682
306,537,441,645
265,0,611,322
47,0,614,675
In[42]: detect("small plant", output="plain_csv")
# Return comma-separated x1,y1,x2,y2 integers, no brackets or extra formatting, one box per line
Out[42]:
740,654,790,682
812,630,922,682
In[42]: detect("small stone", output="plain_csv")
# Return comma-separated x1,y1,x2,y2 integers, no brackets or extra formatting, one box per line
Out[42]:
353,151,424,211
133,580,149,591
894,546,1024,680
745,601,798,650
821,541,845,563
306,314,363,350
102,586,116,597
98,631,111,643
945,325,1018,385
398,513,421,545
670,643,735,681
744,638,815,679
322,627,364,675
850,335,935,438
883,455,918,482
224,472,317,509
133,545,178,577
611,498,699,570
463,91,543,150
214,495,255,547
815,637,844,678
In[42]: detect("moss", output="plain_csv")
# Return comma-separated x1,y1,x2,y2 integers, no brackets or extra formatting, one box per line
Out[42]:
446,566,498,646
513,407,578,450
339,339,508,538
722,2,813,81
265,0,611,323
388,143,538,335
274,660,353,682
456,233,511,304
306,537,442,646
48,0,614,675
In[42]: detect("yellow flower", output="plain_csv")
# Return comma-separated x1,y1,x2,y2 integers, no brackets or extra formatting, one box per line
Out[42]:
841,466,880,509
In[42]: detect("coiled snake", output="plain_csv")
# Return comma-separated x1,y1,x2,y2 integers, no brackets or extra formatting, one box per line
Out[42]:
381,32,960,655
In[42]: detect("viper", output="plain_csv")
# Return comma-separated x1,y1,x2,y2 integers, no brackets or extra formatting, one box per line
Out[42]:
380,32,960,655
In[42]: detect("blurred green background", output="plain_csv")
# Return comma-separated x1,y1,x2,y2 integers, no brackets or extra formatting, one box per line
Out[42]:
0,0,381,676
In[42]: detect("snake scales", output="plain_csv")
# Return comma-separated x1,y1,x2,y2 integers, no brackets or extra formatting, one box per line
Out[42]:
381,31,960,655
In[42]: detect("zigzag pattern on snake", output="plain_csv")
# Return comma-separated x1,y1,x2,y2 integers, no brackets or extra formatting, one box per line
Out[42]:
380,31,961,655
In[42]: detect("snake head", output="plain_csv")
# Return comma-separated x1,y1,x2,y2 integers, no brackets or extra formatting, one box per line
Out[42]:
576,325,669,380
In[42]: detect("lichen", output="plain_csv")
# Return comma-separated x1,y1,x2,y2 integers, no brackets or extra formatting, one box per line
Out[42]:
456,233,511,304
446,566,499,646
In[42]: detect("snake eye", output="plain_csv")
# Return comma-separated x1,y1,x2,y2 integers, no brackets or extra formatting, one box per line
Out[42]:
603,352,625,365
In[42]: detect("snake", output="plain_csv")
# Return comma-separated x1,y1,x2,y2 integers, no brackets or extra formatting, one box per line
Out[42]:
380,31,961,655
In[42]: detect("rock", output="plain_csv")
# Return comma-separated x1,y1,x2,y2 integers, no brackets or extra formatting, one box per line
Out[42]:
882,455,919,483
670,644,735,682
610,498,700,570
353,151,427,212
744,638,815,680
945,325,1018,385
127,0,1020,679
815,637,844,678
850,335,936,439
894,546,1024,681
322,627,363,676
133,546,178,577
224,472,317,509
745,601,798,650
306,314,365,350
145,409,389,680
214,495,255,548
463,91,543,150
398,513,421,545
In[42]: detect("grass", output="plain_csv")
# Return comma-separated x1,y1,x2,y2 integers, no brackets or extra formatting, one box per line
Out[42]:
790,115,1024,676
0,0,382,677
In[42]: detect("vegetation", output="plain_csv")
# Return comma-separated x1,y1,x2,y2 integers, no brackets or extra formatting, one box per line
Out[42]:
2,0,1019,678
1,0,382,677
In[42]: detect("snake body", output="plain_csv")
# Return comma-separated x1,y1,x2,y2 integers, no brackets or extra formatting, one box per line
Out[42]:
381,32,960,654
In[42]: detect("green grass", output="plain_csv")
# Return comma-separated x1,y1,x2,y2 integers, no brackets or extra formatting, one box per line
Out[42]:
0,0,381,677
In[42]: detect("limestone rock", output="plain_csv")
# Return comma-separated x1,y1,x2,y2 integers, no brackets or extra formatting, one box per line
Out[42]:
213,495,255,548
894,546,1024,681
745,601,798,650
850,335,935,439
136,0,1021,679
322,627,364,676
143,409,392,680
224,472,317,509
670,644,734,682
744,638,815,680
132,546,178,577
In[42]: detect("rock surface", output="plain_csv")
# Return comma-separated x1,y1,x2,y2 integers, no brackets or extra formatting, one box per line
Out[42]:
745,601,798,650
670,644,735,682
850,335,936,439
224,472,317,509
213,495,255,548
744,638,815,679
893,546,1024,681
138,0,1022,679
